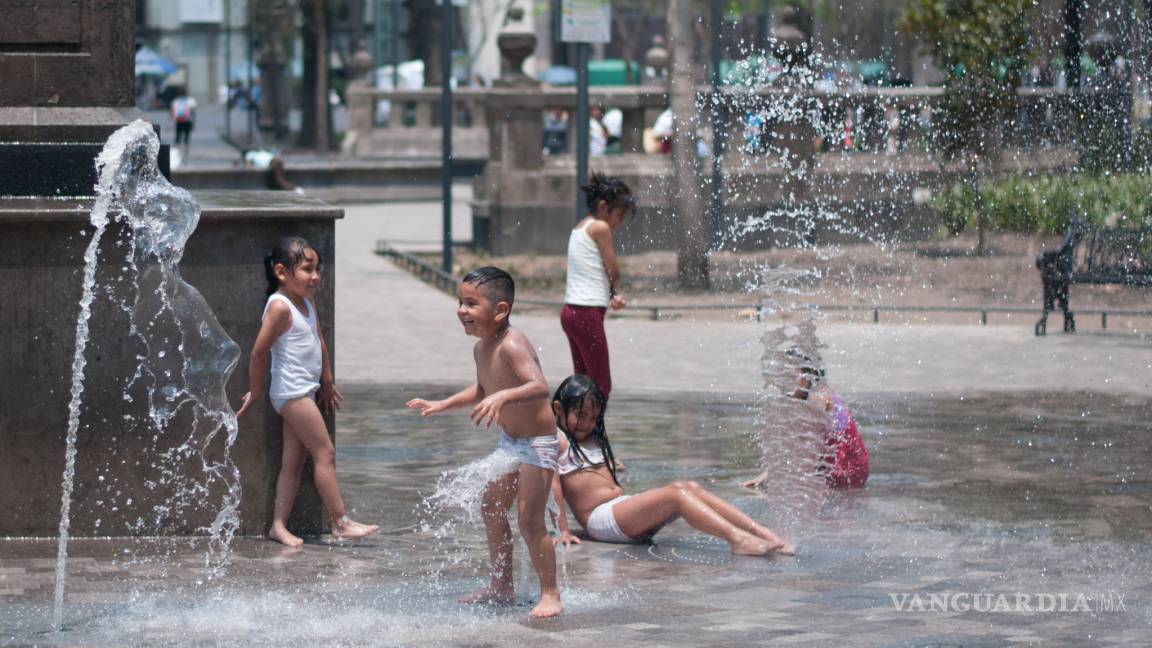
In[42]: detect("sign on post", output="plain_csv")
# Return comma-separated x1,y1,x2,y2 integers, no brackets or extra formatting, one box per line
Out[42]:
560,0,610,220
561,0,612,44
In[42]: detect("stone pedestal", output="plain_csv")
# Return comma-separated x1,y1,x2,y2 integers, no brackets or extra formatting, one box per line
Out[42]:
0,0,155,194
0,192,341,537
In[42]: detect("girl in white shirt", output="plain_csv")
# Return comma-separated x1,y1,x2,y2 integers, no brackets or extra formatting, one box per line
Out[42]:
562,172,635,400
237,237,378,546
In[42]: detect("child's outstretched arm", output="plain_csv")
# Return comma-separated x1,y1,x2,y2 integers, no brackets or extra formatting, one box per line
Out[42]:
236,300,292,417
406,382,483,417
315,313,343,415
470,339,549,429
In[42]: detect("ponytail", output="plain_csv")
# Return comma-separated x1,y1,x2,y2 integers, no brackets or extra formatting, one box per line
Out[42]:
580,171,636,215
264,236,319,296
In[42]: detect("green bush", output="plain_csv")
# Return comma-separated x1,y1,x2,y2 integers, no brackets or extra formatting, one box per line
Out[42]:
932,173,1152,235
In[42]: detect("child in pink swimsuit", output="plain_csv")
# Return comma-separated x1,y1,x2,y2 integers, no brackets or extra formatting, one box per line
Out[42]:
742,348,869,490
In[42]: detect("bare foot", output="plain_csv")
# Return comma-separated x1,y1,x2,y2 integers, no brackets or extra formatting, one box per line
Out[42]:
773,542,796,556
529,593,564,618
752,526,796,556
268,523,304,548
330,517,379,540
729,534,777,556
459,587,515,606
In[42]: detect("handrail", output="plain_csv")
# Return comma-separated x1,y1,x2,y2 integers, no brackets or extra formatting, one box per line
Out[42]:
375,242,1152,327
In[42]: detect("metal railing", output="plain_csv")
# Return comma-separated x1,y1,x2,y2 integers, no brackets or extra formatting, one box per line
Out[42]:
376,241,1152,328
348,85,1076,160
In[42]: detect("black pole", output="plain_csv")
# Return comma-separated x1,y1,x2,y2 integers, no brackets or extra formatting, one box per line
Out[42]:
575,42,590,221
709,0,723,249
392,0,400,89
1118,0,1135,171
247,1,254,143
441,0,453,274
224,0,232,141
1064,0,1082,91
372,0,381,74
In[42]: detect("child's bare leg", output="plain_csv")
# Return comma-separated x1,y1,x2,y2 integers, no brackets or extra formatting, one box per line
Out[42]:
683,481,794,554
614,482,777,556
517,464,562,618
279,398,378,539
269,422,307,547
460,471,518,605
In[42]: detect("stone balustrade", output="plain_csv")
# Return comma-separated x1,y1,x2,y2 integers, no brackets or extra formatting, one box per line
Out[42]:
345,83,1077,254
345,84,1075,162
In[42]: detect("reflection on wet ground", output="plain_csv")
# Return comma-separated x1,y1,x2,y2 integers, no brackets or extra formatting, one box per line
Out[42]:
2,384,1149,646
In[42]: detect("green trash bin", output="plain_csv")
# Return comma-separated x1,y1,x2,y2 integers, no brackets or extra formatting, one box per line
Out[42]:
588,59,642,86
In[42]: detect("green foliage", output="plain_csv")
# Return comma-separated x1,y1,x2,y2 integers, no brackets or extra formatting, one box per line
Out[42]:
932,173,1152,235
902,0,1037,159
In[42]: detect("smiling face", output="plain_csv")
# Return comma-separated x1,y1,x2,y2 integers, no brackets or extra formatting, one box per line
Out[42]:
457,280,508,338
553,396,602,442
275,247,320,303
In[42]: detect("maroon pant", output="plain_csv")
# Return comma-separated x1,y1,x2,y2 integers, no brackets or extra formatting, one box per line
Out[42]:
560,304,612,398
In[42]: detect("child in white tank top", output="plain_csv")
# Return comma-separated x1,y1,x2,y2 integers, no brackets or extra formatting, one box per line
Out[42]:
236,237,378,546
561,172,636,401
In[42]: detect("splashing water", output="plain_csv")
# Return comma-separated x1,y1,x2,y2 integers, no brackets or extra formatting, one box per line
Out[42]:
659,40,902,535
417,450,523,581
424,450,522,527
414,446,569,595
52,120,242,630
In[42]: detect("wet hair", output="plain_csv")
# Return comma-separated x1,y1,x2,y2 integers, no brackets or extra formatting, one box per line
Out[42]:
786,346,825,381
581,171,636,216
461,266,515,307
552,374,619,486
264,236,320,296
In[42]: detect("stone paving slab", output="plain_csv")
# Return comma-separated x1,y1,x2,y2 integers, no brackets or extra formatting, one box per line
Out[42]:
334,203,1152,399
3,387,1150,646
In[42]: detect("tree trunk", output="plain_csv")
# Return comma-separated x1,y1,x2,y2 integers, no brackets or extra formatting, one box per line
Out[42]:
300,0,332,150
408,0,443,86
669,0,710,289
313,0,330,151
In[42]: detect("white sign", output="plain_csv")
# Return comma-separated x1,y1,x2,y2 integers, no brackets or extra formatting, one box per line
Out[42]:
561,0,611,44
180,0,224,24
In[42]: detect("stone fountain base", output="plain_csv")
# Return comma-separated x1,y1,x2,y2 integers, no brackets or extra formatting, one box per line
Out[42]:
0,190,341,537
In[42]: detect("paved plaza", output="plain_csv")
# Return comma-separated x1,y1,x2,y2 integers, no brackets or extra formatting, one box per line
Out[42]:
2,201,1150,647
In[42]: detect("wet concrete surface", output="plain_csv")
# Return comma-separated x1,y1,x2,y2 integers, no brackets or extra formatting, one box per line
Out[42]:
2,386,1149,646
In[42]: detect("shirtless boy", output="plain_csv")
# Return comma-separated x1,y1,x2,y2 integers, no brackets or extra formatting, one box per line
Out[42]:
406,267,563,618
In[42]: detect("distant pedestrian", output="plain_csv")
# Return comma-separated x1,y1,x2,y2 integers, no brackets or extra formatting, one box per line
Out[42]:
170,88,197,156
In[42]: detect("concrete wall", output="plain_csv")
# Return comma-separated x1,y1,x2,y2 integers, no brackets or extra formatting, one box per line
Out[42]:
473,154,966,255
0,191,340,537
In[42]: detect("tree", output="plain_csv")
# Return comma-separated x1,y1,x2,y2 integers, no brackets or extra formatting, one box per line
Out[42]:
299,0,333,150
902,0,1037,252
613,0,665,82
669,0,710,289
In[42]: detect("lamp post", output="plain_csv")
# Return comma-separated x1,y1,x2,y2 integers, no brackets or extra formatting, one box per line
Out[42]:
441,0,453,274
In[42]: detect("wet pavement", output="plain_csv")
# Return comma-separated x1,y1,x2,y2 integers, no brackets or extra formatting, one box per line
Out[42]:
2,387,1150,646
3,200,1150,646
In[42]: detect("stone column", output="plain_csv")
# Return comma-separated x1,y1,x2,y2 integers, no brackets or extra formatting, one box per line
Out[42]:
0,0,146,194
494,0,543,171
0,0,337,538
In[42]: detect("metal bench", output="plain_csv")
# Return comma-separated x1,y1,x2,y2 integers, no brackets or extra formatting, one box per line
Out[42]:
1035,218,1152,335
